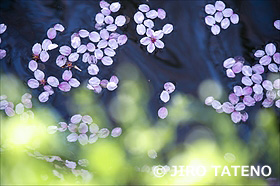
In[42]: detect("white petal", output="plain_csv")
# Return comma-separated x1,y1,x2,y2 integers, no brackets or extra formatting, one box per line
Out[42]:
136,24,146,35
211,25,220,35
147,43,155,53
162,24,173,34
160,91,170,103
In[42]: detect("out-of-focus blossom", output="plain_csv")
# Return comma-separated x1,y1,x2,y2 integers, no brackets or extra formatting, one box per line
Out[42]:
48,114,122,146
204,1,239,35
0,93,34,119
158,82,176,119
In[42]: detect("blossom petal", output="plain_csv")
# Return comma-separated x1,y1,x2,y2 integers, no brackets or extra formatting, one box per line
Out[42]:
106,24,117,32
47,28,57,39
215,1,225,11
214,12,223,23
94,49,104,59
97,40,108,49
82,115,93,124
273,53,280,64
221,18,230,29
89,31,100,43
163,24,173,34
222,102,234,114
15,103,24,114
134,11,144,24
147,43,155,53
5,107,15,117
28,79,39,88
157,8,166,20
104,47,116,57
47,76,59,87
89,77,101,87
115,15,126,27
58,82,71,92
110,76,119,84
78,123,89,134
160,91,170,103
254,50,265,58
252,64,264,74
107,82,117,91
62,70,72,81
164,82,175,93
117,35,128,45
231,111,241,123
69,78,80,87
259,55,271,65
110,2,121,12
108,39,118,49
87,43,96,52
88,64,99,75
71,114,82,124
32,43,42,55
78,134,88,145
140,37,151,45
79,29,89,38
68,52,79,62
28,60,38,71
274,20,280,30
211,25,220,35
111,127,122,137
158,107,168,119
40,51,49,62
230,14,239,24
146,10,158,19
88,134,98,143
265,43,276,56
205,4,216,15
98,128,110,138
101,56,113,66
139,4,150,12
34,69,45,81
59,46,71,56
77,45,87,54
105,15,114,24
95,13,104,24
56,55,67,67
42,39,52,51
67,133,78,142
205,16,215,26
54,24,64,32
155,40,164,49
38,92,49,102
136,24,146,35
0,23,7,34
205,96,214,105
222,8,233,17
262,80,273,91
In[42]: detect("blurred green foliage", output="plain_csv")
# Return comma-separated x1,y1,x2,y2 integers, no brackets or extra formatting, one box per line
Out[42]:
0,64,279,185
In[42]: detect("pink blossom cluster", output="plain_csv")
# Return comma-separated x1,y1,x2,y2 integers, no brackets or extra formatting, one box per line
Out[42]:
134,4,173,53
204,1,239,35
27,24,65,102
0,23,7,59
0,93,34,119
205,43,280,123
48,114,122,145
158,82,176,119
27,1,129,102
26,149,92,182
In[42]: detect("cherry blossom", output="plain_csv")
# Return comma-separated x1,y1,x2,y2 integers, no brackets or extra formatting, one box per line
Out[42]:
26,148,92,182
48,114,122,145
254,43,279,73
204,1,239,35
0,93,34,119
206,51,279,123
58,70,80,92
0,23,7,59
134,4,173,52
140,29,164,53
